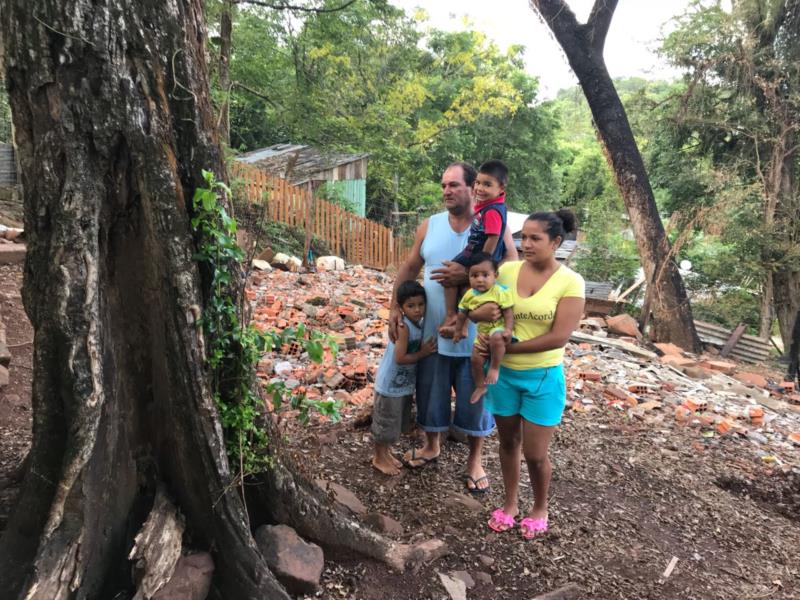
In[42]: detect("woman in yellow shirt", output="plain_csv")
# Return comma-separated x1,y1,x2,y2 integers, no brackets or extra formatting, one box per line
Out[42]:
472,210,584,539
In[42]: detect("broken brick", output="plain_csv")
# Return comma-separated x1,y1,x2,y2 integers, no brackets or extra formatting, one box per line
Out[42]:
654,342,685,356
577,371,602,382
603,385,637,408
683,398,708,413
733,371,768,388
701,360,737,375
716,418,733,436
605,314,641,338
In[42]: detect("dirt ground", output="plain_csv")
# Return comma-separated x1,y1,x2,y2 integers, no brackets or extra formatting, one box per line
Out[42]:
0,264,32,532
1,263,798,599
280,393,799,599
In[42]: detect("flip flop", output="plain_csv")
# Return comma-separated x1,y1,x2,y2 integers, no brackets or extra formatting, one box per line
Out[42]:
487,508,517,533
519,516,549,539
403,448,439,469
465,475,491,495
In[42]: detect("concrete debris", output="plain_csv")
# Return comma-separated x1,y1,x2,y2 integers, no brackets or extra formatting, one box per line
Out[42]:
248,266,800,475
567,316,800,473
316,255,346,271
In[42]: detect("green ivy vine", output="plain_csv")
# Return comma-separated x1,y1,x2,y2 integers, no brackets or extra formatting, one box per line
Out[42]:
192,170,341,476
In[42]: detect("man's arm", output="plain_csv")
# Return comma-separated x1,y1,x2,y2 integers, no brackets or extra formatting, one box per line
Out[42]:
502,226,518,262
388,219,428,342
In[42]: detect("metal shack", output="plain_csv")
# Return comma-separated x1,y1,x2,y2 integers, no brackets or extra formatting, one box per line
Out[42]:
236,143,369,217
0,143,22,222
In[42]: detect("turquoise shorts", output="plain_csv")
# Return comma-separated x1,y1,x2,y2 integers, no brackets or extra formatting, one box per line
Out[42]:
486,364,566,427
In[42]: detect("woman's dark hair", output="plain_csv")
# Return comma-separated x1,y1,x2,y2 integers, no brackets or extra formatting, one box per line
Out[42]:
526,209,577,243
397,280,426,306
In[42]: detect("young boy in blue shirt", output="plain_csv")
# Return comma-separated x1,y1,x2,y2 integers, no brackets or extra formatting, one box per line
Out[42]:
372,281,437,475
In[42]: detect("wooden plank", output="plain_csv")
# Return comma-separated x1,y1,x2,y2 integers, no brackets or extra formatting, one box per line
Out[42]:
570,330,657,360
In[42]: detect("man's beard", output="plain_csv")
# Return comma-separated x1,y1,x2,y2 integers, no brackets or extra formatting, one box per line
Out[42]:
447,199,471,216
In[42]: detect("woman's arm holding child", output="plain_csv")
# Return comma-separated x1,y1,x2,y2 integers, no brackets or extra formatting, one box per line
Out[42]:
506,297,584,354
501,306,514,342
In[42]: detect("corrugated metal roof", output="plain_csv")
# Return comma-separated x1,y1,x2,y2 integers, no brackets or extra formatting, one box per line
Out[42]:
693,320,770,364
0,144,16,186
584,280,614,300
236,143,369,185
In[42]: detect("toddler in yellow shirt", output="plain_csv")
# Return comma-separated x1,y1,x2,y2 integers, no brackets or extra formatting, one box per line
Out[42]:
452,252,514,404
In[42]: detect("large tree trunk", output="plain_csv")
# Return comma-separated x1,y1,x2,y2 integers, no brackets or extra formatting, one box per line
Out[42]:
530,0,701,352
768,130,799,348
0,2,420,598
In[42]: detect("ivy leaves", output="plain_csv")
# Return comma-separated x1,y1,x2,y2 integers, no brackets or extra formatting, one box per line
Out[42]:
191,170,340,476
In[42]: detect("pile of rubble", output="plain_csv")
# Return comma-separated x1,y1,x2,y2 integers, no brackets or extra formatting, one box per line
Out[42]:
566,313,800,472
247,263,800,472
248,262,393,412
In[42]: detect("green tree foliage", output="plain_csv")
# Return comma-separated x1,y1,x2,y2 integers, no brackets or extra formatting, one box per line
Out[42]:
206,2,560,222
0,85,11,143
651,0,800,338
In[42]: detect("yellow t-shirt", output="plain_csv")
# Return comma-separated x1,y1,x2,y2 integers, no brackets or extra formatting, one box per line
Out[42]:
458,283,514,336
497,261,585,370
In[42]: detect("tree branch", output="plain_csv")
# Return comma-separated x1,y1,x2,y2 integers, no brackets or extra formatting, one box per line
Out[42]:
231,81,277,107
234,0,358,13
528,0,583,53
587,0,618,52
529,0,580,33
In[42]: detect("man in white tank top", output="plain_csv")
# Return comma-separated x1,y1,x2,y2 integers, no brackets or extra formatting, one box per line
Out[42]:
388,163,517,493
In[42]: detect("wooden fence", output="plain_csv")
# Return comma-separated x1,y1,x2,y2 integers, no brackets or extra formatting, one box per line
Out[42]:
231,162,411,270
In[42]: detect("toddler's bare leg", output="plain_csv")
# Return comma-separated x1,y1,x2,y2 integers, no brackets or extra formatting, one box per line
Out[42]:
485,332,506,385
469,348,487,404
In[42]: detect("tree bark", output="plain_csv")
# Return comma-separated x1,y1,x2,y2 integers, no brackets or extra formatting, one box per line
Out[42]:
218,0,234,146
0,1,289,597
786,309,800,386
530,0,701,352
758,271,773,339
768,131,799,348
0,1,422,598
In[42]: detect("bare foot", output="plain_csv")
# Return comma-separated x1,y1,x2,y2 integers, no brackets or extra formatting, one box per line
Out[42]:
390,455,403,468
485,366,499,385
470,386,487,404
372,455,401,476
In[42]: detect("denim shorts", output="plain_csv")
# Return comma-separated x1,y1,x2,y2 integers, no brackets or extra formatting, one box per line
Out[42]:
415,353,495,437
486,364,566,426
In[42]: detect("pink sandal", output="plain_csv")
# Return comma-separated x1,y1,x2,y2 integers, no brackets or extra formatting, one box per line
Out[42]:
487,508,517,532
519,517,548,539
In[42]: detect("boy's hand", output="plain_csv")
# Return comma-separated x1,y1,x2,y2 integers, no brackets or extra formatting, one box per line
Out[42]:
420,336,437,357
452,328,464,343
388,305,404,343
